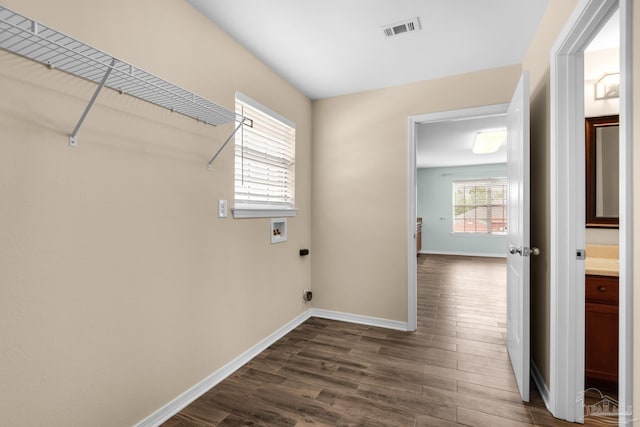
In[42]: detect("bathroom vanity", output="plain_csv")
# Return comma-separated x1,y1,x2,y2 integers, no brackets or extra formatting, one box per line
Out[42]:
585,245,619,391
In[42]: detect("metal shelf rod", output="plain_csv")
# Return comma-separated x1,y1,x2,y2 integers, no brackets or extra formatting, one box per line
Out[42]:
207,118,253,170
69,58,114,146
0,5,246,167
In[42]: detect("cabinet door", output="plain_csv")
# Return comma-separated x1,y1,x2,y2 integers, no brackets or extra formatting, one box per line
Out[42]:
585,301,618,388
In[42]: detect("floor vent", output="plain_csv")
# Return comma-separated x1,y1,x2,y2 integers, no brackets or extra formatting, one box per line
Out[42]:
382,17,421,38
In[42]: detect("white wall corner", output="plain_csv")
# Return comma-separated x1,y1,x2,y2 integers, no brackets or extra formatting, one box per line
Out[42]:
309,308,409,331
134,307,413,426
134,310,312,427
133,307,411,427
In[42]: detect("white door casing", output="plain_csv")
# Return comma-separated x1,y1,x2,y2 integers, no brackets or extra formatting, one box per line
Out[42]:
407,103,509,333
550,0,632,423
506,72,531,402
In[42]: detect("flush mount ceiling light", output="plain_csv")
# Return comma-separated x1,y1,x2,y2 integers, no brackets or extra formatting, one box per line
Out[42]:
472,129,507,154
595,72,620,100
381,17,421,38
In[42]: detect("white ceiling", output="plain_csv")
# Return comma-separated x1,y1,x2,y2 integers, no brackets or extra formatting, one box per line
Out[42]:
416,8,620,170
417,115,507,168
187,0,549,100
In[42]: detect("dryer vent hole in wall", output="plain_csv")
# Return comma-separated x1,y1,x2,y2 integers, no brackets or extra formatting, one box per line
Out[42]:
303,290,312,303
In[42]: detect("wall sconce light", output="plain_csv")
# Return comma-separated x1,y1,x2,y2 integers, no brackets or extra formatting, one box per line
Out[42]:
594,72,620,100
472,129,507,154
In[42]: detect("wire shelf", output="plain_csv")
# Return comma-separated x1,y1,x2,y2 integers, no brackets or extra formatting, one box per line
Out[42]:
0,5,239,131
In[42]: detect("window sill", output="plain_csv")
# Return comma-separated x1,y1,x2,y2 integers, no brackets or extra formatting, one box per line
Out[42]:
450,232,507,238
232,207,298,219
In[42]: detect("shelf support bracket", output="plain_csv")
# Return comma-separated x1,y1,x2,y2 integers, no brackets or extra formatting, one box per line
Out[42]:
207,117,252,169
69,58,116,146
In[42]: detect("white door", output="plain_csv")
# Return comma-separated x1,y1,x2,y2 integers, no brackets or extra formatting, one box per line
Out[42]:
506,72,532,402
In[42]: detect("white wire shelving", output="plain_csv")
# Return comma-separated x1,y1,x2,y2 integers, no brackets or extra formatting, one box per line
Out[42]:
0,4,245,167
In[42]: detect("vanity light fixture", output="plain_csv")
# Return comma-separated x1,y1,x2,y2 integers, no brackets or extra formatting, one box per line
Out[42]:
472,129,507,154
595,72,620,100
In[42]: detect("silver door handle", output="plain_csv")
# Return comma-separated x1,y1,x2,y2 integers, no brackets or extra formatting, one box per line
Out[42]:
510,246,540,256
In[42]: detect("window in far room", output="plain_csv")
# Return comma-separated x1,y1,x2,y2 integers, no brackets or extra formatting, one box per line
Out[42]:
452,178,507,235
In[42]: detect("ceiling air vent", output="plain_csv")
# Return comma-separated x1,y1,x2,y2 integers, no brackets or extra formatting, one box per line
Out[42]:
382,17,421,38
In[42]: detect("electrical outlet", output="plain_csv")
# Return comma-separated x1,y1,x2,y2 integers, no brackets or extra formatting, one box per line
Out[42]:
218,199,227,218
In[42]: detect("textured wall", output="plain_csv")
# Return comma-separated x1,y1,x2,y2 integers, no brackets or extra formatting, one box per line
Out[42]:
521,0,580,387
0,1,311,425
311,65,521,321
417,164,508,257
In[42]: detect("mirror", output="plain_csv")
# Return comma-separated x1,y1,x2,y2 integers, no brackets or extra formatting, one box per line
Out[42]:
585,115,619,228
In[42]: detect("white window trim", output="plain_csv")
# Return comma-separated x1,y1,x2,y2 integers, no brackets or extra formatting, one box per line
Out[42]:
233,91,296,219
451,177,507,236
449,232,506,238
232,207,297,219
236,92,295,129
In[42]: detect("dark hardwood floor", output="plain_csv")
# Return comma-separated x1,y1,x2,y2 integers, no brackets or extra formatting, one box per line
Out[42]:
162,255,602,426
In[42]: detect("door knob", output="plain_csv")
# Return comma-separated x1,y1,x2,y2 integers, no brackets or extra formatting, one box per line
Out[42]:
510,246,539,256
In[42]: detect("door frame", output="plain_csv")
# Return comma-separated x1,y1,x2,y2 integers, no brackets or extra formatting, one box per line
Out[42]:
549,0,633,422
407,103,510,332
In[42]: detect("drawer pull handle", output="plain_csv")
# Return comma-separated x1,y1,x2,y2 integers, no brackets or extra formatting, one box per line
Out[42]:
598,286,607,292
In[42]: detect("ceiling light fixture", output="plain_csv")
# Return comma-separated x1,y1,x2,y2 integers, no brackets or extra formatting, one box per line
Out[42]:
472,129,507,154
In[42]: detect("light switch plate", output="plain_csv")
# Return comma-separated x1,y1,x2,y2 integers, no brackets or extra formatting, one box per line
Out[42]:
218,200,227,218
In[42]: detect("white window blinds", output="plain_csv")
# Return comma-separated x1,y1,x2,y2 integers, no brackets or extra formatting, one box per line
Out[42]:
234,93,296,215
452,178,507,235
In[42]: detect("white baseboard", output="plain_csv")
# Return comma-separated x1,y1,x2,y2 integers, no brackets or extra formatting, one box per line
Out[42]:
135,308,409,426
420,249,506,258
134,310,312,427
309,308,409,331
531,359,551,411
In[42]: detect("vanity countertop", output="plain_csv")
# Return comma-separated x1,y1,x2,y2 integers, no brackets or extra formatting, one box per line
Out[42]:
585,244,619,277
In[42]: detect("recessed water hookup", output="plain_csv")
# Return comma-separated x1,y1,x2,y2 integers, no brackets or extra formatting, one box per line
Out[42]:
271,218,287,244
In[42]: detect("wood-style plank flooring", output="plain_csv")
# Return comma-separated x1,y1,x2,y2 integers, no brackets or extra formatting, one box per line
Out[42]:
163,255,602,426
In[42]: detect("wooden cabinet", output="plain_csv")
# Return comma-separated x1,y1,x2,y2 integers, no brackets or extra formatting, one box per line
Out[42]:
585,274,618,390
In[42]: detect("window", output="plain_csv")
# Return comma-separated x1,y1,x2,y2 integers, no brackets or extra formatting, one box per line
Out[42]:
452,178,507,235
233,92,296,218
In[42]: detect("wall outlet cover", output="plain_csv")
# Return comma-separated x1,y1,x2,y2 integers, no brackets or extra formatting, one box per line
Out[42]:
218,200,227,218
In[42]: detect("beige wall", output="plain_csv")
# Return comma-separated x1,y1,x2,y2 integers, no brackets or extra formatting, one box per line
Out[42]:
311,66,522,321
521,0,580,386
524,2,640,419
0,1,311,426
2,0,638,425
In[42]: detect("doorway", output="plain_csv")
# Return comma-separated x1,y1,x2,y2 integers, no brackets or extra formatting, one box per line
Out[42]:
407,104,509,332
408,79,534,403
550,0,632,422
